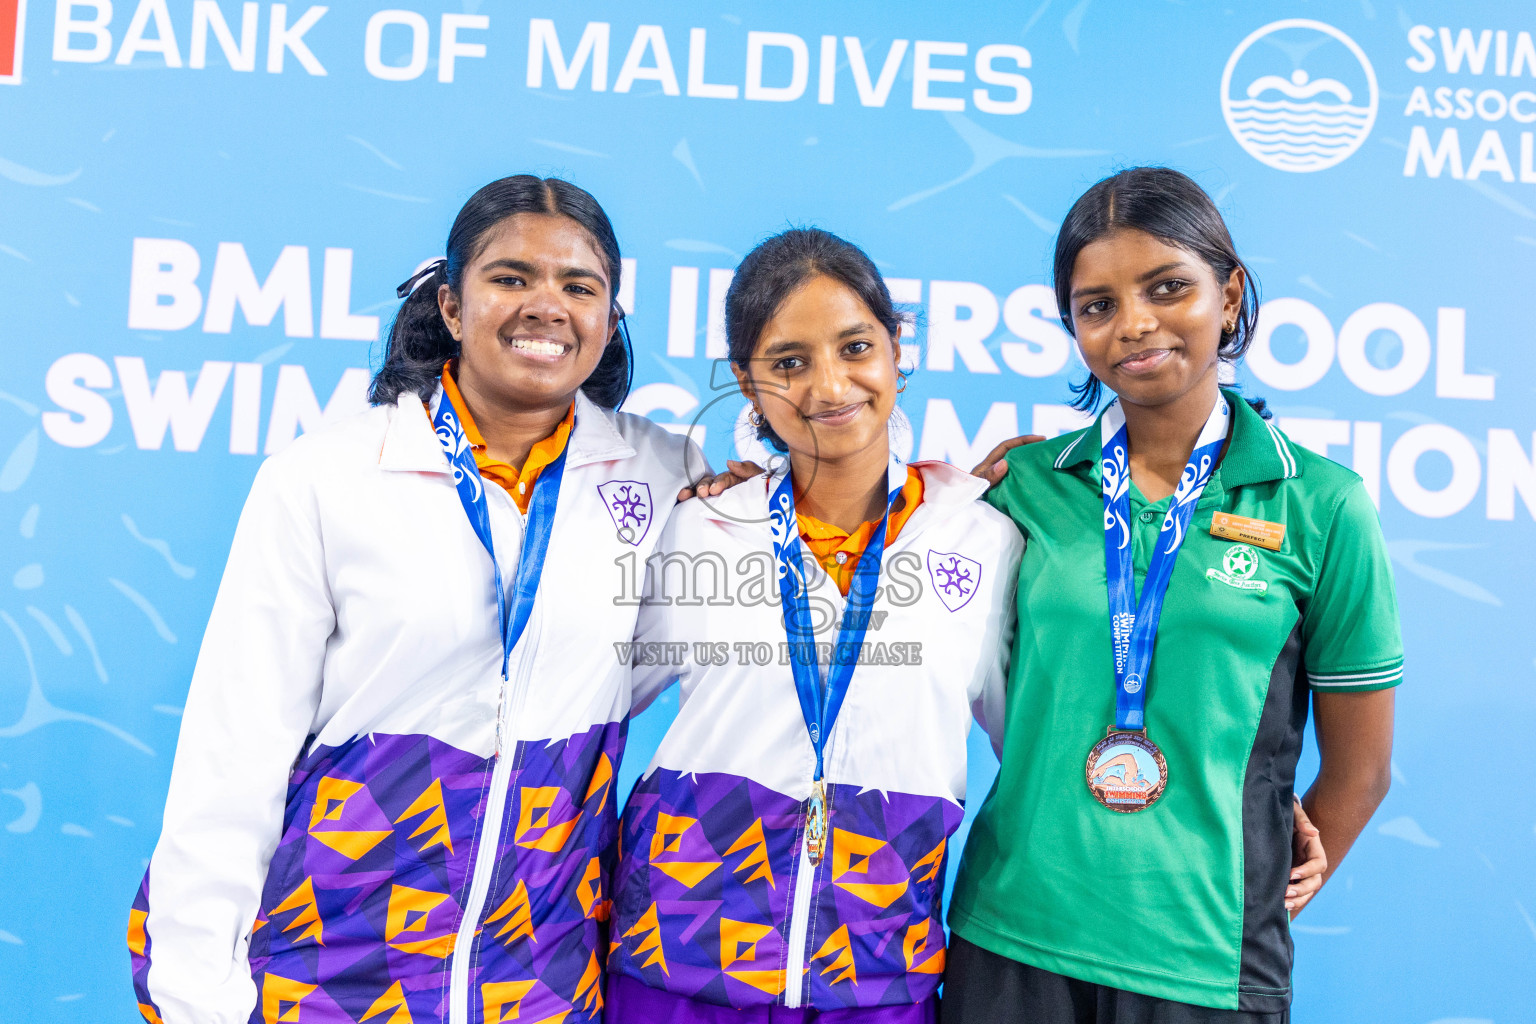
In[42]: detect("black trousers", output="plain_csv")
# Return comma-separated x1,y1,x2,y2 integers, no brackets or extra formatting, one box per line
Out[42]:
940,936,1289,1024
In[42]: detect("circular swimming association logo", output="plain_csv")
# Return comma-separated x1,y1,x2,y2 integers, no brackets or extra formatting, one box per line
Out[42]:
1221,19,1378,173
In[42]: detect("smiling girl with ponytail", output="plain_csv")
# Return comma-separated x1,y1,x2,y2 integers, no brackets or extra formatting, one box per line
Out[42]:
130,175,739,1024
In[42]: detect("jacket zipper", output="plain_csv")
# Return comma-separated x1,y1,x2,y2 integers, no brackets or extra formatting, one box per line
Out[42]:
447,501,541,1024
782,561,847,1010
781,833,818,1008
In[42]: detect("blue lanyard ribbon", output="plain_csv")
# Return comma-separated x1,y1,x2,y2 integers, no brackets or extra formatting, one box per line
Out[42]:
1100,396,1229,731
433,394,569,679
770,464,905,782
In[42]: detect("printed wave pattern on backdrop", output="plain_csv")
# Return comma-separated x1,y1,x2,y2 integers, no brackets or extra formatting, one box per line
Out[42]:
0,3,1532,1022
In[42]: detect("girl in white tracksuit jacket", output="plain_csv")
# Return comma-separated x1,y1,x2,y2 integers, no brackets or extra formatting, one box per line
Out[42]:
129,176,715,1024
604,228,1024,1023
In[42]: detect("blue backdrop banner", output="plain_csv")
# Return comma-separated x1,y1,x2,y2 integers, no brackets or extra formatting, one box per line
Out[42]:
1,1,1531,1019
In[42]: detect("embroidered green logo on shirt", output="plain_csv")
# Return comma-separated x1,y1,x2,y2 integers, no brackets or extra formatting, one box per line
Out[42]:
1207,544,1268,593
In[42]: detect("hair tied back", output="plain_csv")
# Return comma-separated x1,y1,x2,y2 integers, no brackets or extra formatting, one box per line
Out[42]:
370,175,631,408
396,258,446,299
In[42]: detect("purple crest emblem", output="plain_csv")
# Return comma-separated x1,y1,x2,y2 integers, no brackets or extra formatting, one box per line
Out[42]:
927,550,981,612
599,480,654,546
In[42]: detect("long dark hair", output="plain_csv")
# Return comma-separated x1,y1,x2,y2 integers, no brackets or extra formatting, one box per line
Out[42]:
1053,166,1264,415
369,174,632,408
725,227,905,451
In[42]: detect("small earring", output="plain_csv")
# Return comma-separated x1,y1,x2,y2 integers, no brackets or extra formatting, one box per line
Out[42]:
896,374,908,394
749,408,765,428
1223,321,1235,335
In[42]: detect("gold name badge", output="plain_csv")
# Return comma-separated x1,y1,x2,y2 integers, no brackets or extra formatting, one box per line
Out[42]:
1210,511,1286,551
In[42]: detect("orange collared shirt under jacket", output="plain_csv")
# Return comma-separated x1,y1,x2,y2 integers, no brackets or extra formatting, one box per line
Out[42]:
796,467,925,596
439,363,574,515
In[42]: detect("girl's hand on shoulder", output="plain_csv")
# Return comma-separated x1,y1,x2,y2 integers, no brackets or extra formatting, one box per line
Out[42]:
678,460,765,501
971,435,1046,486
1287,795,1327,918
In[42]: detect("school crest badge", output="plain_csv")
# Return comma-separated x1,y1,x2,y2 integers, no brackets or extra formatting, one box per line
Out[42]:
598,480,653,546
927,550,981,613
1206,543,1269,593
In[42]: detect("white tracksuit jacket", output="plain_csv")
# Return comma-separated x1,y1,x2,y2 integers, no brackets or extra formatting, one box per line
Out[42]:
606,458,1024,1012
130,389,700,1024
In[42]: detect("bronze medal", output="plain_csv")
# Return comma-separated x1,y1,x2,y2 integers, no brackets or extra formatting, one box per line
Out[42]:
1085,729,1168,813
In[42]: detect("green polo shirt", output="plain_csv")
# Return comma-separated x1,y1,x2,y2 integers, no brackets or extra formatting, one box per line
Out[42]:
948,391,1403,1013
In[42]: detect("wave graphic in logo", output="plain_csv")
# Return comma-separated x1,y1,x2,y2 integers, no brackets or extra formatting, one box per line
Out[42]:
1221,19,1377,173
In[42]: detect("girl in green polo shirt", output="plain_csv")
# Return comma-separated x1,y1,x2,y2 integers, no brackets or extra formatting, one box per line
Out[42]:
943,167,1401,1024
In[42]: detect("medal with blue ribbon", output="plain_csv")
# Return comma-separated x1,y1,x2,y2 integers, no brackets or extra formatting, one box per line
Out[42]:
770,463,905,864
432,392,568,685
1087,396,1230,813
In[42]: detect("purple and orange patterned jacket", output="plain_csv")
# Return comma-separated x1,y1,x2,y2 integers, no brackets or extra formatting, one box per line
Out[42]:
607,458,1023,1014
130,391,698,1024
